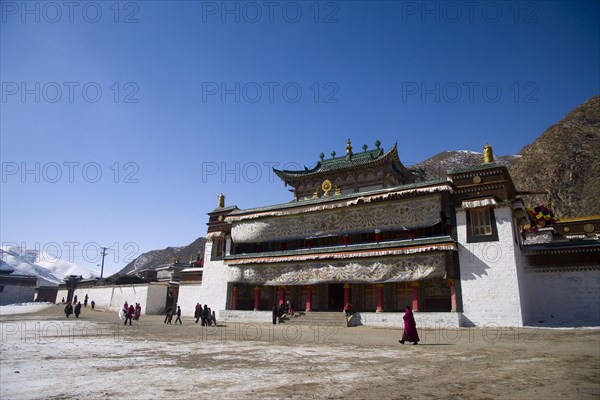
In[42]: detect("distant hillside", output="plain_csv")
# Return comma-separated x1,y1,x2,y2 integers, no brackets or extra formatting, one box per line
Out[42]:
411,95,600,218
509,95,600,218
115,237,205,277
410,150,519,181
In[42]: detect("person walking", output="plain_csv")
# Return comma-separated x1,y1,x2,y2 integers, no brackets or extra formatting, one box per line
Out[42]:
175,306,182,324
74,302,82,318
344,303,354,317
64,303,73,318
134,303,142,321
201,304,209,326
399,305,420,345
164,306,174,324
194,303,201,323
124,305,135,326
272,305,278,325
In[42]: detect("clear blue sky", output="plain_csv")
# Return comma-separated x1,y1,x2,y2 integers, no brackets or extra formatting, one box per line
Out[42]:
1,1,599,276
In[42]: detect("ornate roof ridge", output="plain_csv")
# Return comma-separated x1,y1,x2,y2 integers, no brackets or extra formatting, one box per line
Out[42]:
273,142,399,179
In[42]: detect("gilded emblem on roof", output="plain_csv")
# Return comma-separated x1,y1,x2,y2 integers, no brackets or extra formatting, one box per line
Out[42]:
321,179,332,195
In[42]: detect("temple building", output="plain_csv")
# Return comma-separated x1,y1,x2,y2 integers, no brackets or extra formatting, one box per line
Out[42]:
192,140,599,327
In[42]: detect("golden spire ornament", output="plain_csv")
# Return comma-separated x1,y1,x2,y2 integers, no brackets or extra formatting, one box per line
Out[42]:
483,144,494,164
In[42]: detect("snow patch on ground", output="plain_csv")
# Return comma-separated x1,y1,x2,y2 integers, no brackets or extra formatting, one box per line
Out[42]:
0,303,54,315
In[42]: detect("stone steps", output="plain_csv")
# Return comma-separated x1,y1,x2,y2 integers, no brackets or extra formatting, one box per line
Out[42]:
280,311,348,327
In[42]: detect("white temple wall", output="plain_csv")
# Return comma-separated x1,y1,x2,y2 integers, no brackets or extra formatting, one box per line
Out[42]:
56,288,68,303
177,284,203,316
69,287,113,308
65,284,168,315
524,268,600,327
197,241,233,319
457,206,526,327
145,285,169,314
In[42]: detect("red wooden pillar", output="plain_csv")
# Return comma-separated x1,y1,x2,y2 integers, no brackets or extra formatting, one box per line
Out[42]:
279,286,286,305
306,286,313,312
376,283,384,313
411,282,420,312
231,286,238,310
343,283,351,307
448,279,457,312
253,286,261,311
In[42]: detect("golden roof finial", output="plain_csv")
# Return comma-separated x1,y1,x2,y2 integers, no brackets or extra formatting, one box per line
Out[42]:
217,193,225,208
483,144,494,164
346,138,353,155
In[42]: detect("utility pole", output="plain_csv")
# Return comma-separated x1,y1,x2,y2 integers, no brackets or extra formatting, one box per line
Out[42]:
100,247,107,278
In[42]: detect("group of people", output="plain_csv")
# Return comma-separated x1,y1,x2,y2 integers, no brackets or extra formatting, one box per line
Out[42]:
164,305,183,324
162,303,217,325
119,302,142,326
64,294,96,318
271,301,295,324
194,303,217,326
64,302,82,318
63,294,95,310
65,295,420,345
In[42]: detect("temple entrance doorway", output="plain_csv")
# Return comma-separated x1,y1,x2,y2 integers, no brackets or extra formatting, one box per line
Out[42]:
328,284,344,311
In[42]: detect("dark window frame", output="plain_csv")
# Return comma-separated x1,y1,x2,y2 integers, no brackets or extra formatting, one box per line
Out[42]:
466,207,499,243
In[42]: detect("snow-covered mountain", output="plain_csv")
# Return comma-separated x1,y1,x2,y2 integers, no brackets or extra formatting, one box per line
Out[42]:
0,246,99,286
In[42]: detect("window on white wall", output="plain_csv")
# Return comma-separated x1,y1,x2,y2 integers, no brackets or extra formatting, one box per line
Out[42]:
467,207,499,243
212,238,224,260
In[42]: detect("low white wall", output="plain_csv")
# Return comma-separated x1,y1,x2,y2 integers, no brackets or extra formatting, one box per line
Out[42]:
107,285,148,312
219,310,272,323
360,312,461,328
177,284,202,316
0,285,36,305
524,268,600,327
63,284,168,315
69,287,114,309
56,289,68,303
219,310,461,328
145,284,168,315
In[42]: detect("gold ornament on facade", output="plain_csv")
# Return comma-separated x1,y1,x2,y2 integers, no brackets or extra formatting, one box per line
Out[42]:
321,179,332,195
472,175,482,184
584,223,595,233
335,185,341,195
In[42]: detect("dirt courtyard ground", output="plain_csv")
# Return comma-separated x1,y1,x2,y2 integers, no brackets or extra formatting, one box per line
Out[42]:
1,305,599,399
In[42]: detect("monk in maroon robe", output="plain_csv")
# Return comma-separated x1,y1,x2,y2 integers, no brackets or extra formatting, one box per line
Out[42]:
399,306,420,345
